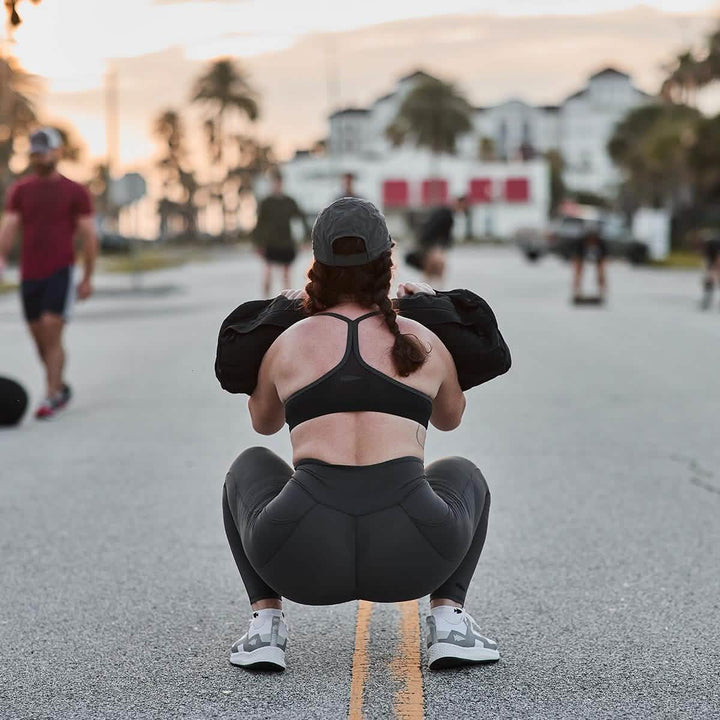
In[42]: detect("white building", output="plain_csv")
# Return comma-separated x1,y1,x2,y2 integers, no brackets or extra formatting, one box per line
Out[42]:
280,150,549,241
280,67,652,237
557,69,652,193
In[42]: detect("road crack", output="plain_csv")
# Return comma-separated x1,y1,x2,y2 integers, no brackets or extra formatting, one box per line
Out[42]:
670,454,720,497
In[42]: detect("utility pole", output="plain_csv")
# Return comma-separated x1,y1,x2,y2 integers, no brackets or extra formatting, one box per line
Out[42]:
324,36,343,196
104,62,121,233
105,63,119,177
324,36,342,158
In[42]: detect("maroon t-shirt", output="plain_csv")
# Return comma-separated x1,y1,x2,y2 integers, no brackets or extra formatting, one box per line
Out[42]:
6,173,93,280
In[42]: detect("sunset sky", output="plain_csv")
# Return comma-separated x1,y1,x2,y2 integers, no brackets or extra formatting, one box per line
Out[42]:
4,1,720,171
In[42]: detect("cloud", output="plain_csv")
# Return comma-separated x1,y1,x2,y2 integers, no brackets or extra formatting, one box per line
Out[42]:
41,7,717,167
152,0,247,4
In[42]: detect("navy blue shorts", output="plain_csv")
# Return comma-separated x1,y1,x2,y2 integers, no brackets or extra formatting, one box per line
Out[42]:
705,239,720,265
572,237,607,262
263,246,296,266
20,266,74,322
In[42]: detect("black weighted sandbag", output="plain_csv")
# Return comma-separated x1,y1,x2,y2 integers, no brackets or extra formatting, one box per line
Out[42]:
0,376,29,426
215,289,511,395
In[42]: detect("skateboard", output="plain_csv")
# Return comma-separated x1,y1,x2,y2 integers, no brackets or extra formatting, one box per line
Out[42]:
572,295,605,306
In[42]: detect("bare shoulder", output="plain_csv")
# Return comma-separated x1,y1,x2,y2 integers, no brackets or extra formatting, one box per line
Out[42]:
270,315,326,353
280,314,324,338
396,316,449,355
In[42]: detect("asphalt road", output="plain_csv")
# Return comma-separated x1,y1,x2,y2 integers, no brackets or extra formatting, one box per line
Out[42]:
1,247,719,720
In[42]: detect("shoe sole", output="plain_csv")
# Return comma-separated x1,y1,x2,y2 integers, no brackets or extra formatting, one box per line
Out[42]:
428,643,500,670
230,645,286,671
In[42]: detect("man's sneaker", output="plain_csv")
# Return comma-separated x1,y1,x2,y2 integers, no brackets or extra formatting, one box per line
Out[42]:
53,384,72,411
34,384,72,420
229,609,287,671
426,606,499,670
34,399,56,420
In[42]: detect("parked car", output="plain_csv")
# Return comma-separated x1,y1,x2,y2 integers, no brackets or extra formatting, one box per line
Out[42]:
515,205,650,265
99,232,132,254
513,227,546,262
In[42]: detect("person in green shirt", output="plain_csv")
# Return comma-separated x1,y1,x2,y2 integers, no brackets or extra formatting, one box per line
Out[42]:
253,171,310,297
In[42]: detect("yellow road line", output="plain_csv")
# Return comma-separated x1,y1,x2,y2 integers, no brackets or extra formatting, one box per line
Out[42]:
348,600,373,720
391,600,424,720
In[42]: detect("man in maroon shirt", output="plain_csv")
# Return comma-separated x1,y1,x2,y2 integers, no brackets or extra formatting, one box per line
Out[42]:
0,128,98,419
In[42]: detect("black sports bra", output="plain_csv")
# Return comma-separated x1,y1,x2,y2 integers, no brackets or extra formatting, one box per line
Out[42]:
284,311,433,431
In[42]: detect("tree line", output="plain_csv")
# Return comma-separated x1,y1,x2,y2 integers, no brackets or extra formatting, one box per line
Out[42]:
154,59,275,241
6,0,720,246
609,22,720,242
0,50,275,241
0,55,96,207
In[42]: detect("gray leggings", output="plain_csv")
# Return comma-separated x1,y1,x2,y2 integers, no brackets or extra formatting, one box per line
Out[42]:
222,448,491,606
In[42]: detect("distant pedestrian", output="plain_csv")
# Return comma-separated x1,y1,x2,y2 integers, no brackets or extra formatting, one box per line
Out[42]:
337,171,360,200
412,196,467,286
571,224,607,303
700,231,720,310
0,128,98,419
253,171,309,298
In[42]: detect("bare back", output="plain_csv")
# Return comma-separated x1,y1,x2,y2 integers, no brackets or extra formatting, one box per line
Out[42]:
253,302,465,465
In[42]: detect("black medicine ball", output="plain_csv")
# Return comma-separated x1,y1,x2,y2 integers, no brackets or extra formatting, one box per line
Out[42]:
0,376,29,426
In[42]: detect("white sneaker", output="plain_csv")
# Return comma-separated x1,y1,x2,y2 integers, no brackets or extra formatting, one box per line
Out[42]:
426,606,499,670
229,609,288,671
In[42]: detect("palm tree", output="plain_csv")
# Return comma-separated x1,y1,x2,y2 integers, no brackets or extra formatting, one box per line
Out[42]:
659,22,720,105
386,76,472,155
661,52,707,105
177,168,199,235
688,113,720,204
191,59,259,234
154,110,185,165
702,28,720,81
154,109,185,195
386,76,472,204
225,134,275,224
153,109,198,238
154,110,183,239
608,103,701,212
0,55,38,203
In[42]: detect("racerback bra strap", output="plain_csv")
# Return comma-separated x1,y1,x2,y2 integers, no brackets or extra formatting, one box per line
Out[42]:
314,312,351,322
314,311,381,323
314,311,381,353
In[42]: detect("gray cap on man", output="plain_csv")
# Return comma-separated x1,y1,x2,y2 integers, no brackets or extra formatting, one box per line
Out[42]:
311,197,392,267
29,128,62,155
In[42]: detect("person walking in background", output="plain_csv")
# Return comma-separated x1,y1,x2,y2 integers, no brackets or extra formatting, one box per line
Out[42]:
253,170,309,298
0,128,98,420
337,171,360,200
571,223,607,304
414,195,467,287
700,230,720,310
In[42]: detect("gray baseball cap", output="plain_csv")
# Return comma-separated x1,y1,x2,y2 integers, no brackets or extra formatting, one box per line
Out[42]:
311,197,392,267
30,128,62,154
